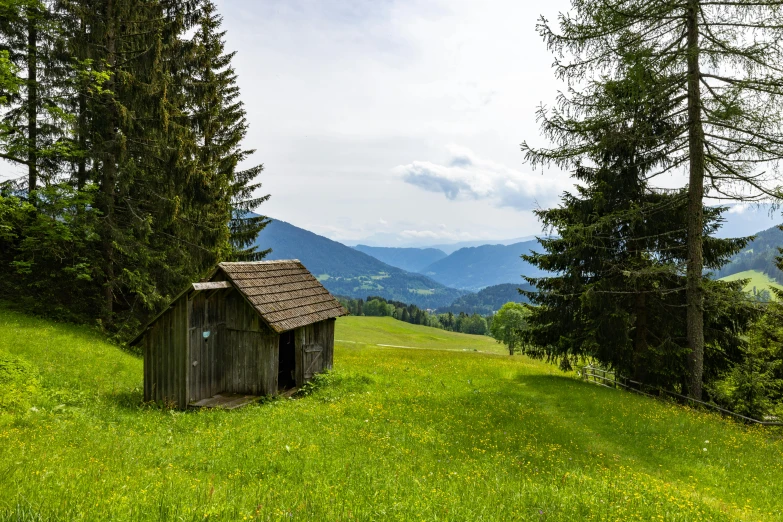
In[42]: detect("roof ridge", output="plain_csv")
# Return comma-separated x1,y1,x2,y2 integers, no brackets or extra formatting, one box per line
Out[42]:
219,259,300,265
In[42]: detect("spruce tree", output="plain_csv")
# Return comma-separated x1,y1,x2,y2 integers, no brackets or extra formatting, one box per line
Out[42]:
0,7,22,115
60,0,202,329
185,0,269,264
522,50,757,390
0,0,79,193
524,0,783,399
0,1,270,333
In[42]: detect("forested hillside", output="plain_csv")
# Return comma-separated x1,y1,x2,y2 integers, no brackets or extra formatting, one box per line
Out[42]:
419,241,545,290
255,220,466,308
716,225,783,283
353,245,447,272
437,283,534,315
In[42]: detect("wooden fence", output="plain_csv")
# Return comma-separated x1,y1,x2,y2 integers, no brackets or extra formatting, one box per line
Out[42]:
581,365,783,426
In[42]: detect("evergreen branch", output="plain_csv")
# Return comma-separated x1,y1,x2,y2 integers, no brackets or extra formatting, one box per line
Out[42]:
0,152,28,164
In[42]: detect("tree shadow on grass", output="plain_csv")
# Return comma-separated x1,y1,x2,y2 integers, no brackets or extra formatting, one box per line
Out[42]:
408,371,733,484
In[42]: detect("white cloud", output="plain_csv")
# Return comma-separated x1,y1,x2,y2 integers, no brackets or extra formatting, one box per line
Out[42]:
400,229,441,238
727,203,750,214
399,228,474,240
394,145,570,210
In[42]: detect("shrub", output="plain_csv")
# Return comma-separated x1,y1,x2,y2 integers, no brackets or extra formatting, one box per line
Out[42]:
0,350,40,413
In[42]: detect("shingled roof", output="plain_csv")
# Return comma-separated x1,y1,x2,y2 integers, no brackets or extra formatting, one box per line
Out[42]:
217,260,347,333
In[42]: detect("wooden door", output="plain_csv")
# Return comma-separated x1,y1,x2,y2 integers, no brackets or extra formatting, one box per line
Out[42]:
302,344,324,381
187,292,225,403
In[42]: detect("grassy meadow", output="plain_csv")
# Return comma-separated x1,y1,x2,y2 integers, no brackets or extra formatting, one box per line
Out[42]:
720,269,783,297
1,310,782,521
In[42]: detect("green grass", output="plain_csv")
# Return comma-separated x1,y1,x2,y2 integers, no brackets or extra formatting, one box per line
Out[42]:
336,316,505,354
720,269,783,297
1,309,782,521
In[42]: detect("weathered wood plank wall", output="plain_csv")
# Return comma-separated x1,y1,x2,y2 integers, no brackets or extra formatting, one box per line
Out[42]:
221,290,278,397
185,288,278,403
143,294,188,407
323,318,335,371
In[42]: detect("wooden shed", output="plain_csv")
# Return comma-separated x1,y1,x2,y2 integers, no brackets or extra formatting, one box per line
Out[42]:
130,260,348,409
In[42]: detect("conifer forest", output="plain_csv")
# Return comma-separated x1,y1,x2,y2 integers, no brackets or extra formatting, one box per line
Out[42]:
0,0,269,338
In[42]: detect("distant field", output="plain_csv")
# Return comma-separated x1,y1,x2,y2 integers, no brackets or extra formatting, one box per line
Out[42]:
335,316,505,354
720,269,783,297
1,310,782,521
407,288,434,295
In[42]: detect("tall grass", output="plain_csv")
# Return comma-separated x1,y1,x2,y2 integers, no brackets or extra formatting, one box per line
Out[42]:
0,310,781,521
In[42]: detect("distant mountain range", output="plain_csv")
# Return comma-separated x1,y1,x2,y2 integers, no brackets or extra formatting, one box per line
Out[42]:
349,240,545,290
253,220,466,308
353,245,447,272
342,235,537,254
427,237,538,255
253,217,783,313
418,241,546,291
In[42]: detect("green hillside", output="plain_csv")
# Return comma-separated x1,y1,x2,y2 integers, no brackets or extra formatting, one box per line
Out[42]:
254,219,466,308
716,225,783,284
437,283,535,315
719,269,783,298
1,309,782,521
336,316,506,353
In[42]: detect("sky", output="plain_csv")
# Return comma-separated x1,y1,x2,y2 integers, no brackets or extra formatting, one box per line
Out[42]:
214,0,589,246
2,0,778,246
215,0,782,247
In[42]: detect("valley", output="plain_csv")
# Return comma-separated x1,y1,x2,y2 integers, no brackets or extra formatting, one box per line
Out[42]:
256,218,783,312
253,219,466,308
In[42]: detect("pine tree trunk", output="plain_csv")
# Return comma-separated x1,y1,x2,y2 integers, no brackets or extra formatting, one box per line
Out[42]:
77,17,87,191
632,291,648,383
77,89,87,189
101,0,117,324
685,0,706,400
26,12,37,193
101,157,116,322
